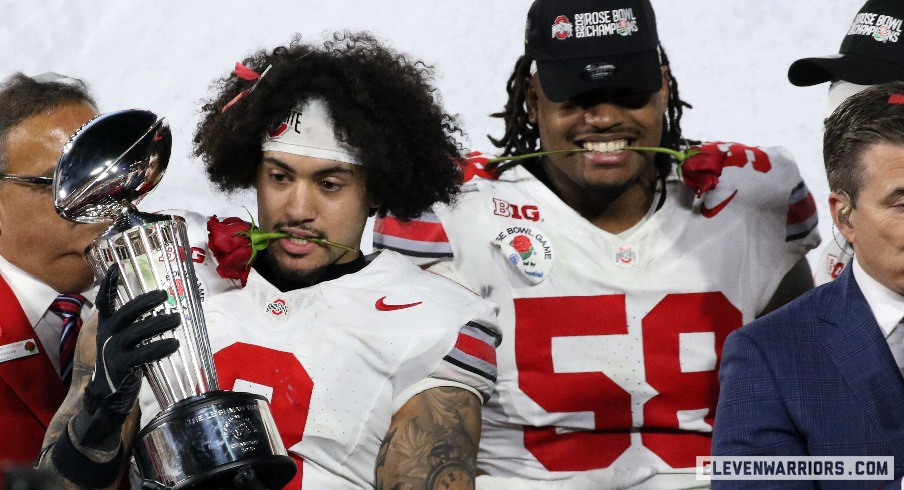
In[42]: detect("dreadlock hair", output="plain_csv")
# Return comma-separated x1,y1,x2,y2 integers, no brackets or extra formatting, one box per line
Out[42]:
487,43,692,179
194,32,464,221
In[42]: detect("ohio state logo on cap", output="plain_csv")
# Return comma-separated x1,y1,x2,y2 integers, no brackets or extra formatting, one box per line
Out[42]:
551,15,573,39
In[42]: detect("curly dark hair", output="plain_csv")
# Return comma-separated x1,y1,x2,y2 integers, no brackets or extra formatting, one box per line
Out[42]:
194,32,464,221
486,44,692,179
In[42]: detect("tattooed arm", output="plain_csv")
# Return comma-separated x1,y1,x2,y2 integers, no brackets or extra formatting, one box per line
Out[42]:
36,269,179,489
376,386,482,490
36,315,142,489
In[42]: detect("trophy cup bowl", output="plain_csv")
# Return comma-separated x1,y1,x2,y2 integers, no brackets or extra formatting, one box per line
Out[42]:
55,109,296,489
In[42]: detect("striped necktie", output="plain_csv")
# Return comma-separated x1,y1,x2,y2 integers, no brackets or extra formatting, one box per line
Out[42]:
50,294,86,385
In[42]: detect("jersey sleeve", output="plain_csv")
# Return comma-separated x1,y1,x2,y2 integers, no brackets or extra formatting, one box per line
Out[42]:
372,152,499,266
373,211,453,267
391,298,502,411
698,143,820,277
759,145,820,259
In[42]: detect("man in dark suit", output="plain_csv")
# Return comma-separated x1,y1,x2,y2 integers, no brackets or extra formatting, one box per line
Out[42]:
788,0,904,285
712,81,904,489
0,73,107,483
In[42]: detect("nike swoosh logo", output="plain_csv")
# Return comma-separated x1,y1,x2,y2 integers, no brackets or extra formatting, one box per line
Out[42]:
375,296,423,311
700,190,738,218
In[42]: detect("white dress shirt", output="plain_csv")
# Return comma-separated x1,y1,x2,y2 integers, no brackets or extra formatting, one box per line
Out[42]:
0,253,93,376
852,257,904,374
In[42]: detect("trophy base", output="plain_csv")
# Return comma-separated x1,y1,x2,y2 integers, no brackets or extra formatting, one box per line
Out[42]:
134,390,296,489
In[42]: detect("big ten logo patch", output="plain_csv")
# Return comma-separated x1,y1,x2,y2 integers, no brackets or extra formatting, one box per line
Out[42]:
493,198,541,222
849,11,901,42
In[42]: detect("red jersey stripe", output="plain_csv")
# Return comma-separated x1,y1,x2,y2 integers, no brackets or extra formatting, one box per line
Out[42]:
786,192,817,225
375,216,450,243
455,332,497,367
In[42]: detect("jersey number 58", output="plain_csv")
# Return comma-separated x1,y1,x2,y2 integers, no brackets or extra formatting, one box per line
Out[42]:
515,292,741,470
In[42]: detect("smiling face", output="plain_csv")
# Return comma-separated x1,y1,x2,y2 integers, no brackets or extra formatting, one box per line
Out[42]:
255,151,372,287
524,67,669,215
834,142,904,295
0,101,106,293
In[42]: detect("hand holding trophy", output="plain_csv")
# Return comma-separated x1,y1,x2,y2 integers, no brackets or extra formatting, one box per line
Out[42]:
54,110,295,489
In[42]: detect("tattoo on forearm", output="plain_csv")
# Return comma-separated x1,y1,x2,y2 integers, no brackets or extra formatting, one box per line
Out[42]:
376,387,480,489
375,426,396,486
428,463,473,489
41,318,98,455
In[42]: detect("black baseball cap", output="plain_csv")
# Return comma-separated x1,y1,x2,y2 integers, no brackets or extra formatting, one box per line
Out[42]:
788,0,904,86
525,0,662,102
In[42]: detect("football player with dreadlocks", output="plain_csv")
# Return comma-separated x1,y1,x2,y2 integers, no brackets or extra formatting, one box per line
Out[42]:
375,0,820,488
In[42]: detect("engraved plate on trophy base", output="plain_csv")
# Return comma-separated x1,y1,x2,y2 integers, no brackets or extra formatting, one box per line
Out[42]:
134,390,296,489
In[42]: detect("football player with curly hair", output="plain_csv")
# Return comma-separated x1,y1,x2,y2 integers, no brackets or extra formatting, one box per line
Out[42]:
41,32,500,490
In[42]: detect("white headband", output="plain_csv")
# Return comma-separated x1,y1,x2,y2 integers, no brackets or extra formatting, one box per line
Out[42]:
262,98,361,165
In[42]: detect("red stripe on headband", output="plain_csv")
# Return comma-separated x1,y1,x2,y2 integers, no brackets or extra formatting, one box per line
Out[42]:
888,94,904,104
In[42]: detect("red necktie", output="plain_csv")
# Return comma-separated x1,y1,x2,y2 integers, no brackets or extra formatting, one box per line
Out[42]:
50,294,86,385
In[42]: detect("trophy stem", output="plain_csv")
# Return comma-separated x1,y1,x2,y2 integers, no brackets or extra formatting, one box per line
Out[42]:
139,227,200,398
131,229,194,402
169,224,218,392
85,216,219,411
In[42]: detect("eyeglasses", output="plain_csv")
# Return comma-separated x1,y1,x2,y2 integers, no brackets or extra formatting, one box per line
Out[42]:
0,174,53,186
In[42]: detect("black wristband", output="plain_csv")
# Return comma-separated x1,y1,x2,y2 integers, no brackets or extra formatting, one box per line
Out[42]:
73,402,133,450
51,425,125,488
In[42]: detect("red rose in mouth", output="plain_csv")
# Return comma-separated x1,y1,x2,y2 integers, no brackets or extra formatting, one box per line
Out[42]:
207,216,253,286
680,148,727,197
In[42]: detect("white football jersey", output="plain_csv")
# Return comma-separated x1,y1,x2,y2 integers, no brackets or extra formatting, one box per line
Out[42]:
813,237,854,285
139,212,501,489
375,143,820,489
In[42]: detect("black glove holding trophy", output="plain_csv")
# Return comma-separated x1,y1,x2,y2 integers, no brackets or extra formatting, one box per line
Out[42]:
51,266,180,488
52,110,296,489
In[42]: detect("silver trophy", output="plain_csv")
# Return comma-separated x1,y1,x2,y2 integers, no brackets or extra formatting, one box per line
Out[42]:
54,109,296,489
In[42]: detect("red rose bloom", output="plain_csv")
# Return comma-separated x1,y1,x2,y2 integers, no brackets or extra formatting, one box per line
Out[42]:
460,151,497,182
681,148,727,197
207,216,253,286
511,235,532,254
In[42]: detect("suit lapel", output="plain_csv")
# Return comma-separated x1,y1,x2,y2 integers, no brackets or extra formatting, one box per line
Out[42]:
821,267,904,458
0,275,66,426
